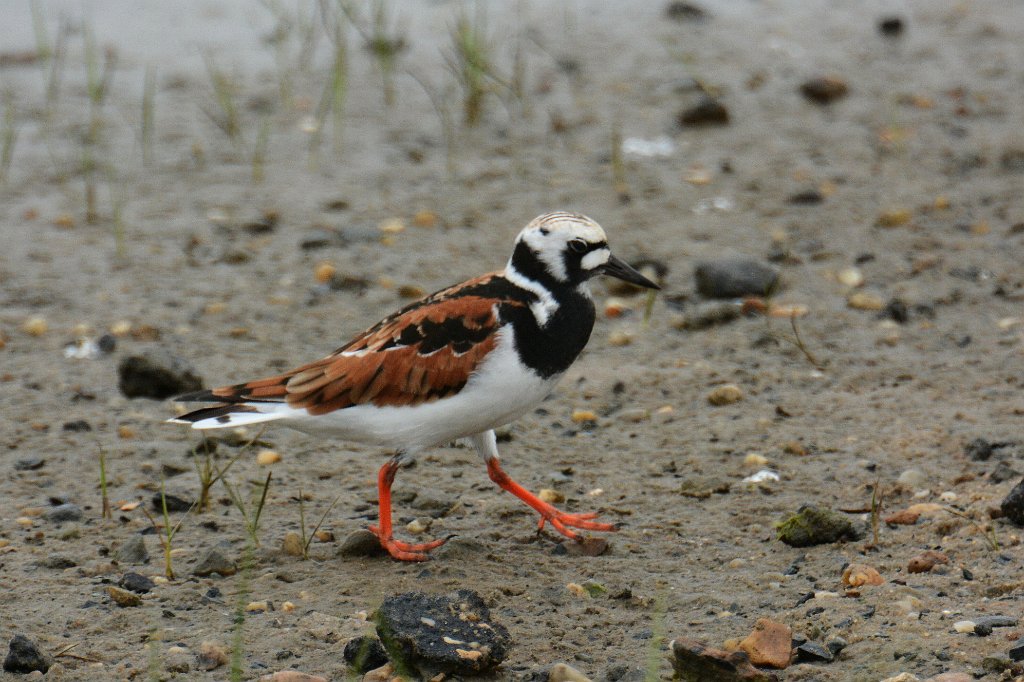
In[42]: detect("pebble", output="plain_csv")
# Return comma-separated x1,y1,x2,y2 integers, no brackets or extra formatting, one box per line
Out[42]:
373,589,511,678
107,585,142,607
282,532,304,557
257,449,282,465
14,457,45,471
794,640,833,663
837,267,864,288
669,638,775,681
694,258,779,298
116,534,150,564
3,635,53,674
678,97,730,127
897,468,926,488
952,620,975,634
193,548,237,577
707,384,743,406
738,618,792,669
665,1,709,22
884,509,920,526
878,16,905,37
999,476,1024,525
974,615,1017,629
964,437,1011,461
672,301,742,330
38,554,77,569
876,208,912,228
907,550,948,574
151,492,194,513
538,489,564,504
196,641,228,671
338,529,386,558
847,292,884,311
118,350,203,399
841,563,884,587
1009,641,1024,661
342,635,389,674
164,646,191,673
45,503,84,523
800,76,849,105
562,537,609,557
119,572,155,594
259,672,328,682
989,461,1020,483
549,662,592,682
22,317,48,337
776,505,858,547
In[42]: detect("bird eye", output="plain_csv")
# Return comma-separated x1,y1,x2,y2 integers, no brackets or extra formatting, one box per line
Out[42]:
568,238,588,253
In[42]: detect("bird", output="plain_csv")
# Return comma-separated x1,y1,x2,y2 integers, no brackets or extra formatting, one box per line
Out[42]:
169,211,660,560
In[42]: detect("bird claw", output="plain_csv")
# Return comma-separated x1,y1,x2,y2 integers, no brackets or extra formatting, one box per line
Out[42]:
536,506,617,540
367,525,453,561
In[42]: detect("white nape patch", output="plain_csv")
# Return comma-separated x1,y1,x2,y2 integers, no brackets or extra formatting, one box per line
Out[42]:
521,229,569,281
580,247,610,272
505,264,558,326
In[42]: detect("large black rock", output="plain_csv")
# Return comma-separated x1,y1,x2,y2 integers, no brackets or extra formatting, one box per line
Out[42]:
117,350,203,400
4,635,52,674
373,589,511,678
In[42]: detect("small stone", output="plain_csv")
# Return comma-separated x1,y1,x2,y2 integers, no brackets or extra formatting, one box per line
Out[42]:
876,209,912,228
878,16,905,37
989,461,1020,484
1009,641,1024,661
22,317,49,336
151,492,194,513
738,618,792,669
193,548,237,577
257,449,282,466
338,529,386,558
794,641,833,663
405,518,430,535
841,563,884,587
4,635,52,674
313,262,336,284
707,384,743,406
45,503,84,523
800,76,848,105
847,292,884,311
539,489,565,504
669,638,776,681
973,615,1017,629
246,601,269,613
825,637,847,656
907,550,948,574
117,350,203,400
549,662,593,682
571,409,598,423
38,554,77,569
563,537,609,557
119,572,156,594
282,532,304,557
694,259,779,298
343,636,389,674
259,672,328,682
165,646,191,674
665,1,708,22
744,453,768,467
15,457,46,471
999,476,1024,525
107,585,142,607
678,97,730,127
952,620,976,634
62,419,92,432
197,641,228,671
373,589,511,678
116,535,150,564
776,505,858,547
837,267,864,288
884,509,920,526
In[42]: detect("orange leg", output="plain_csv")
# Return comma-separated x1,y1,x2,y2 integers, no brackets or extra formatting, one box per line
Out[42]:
486,457,617,540
367,457,450,561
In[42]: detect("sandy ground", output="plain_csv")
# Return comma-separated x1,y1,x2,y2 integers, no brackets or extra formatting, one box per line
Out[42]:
1,1,1023,680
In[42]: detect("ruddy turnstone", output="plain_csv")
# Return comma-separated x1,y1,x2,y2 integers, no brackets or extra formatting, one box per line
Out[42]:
170,211,659,560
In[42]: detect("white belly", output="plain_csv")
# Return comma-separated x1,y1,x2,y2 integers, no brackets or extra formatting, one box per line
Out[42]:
284,330,560,453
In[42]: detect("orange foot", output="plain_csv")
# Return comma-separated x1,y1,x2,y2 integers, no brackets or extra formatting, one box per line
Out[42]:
533,504,618,540
368,524,451,562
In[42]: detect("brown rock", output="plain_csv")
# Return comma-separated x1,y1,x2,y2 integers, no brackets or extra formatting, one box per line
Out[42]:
669,638,777,682
563,537,609,557
800,76,849,104
708,384,744,406
884,509,921,526
841,563,885,587
196,642,228,671
258,672,329,682
907,550,949,574
738,618,792,669
106,586,141,607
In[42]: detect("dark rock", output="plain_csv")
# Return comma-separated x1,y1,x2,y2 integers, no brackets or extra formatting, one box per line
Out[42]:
604,664,646,681
665,1,708,22
965,438,1013,461
800,76,849,105
562,537,610,557
826,636,848,656
673,301,743,331
373,589,511,678
776,505,859,547
193,548,237,577
62,419,92,432
97,333,117,353
1000,477,1024,526
786,189,824,205
669,638,776,681
45,503,84,523
3,635,52,674
975,622,993,637
338,529,386,558
1010,641,1024,661
678,97,730,127
120,572,156,594
38,553,77,569
795,641,833,663
14,457,45,471
151,492,194,513
118,350,203,400
990,461,1021,484
343,635,389,674
116,535,150,564
884,298,910,324
695,259,779,299
975,615,1018,629
299,228,341,250
877,16,905,37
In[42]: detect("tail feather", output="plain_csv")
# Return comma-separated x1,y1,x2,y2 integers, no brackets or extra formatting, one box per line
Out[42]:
168,402,294,430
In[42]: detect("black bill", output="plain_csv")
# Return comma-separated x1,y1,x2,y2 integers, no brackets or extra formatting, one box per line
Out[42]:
600,254,661,289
